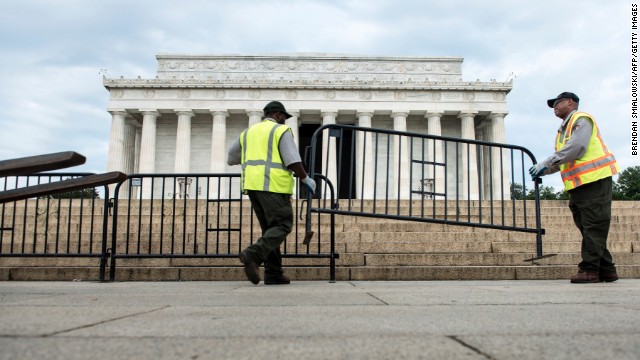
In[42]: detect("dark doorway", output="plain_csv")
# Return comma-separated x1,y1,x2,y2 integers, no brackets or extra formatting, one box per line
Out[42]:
298,124,323,176
298,124,322,199
298,124,356,199
335,128,356,199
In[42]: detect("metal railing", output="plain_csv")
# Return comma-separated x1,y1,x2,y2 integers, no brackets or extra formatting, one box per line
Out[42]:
305,124,545,258
108,174,338,281
0,173,112,280
1,125,545,281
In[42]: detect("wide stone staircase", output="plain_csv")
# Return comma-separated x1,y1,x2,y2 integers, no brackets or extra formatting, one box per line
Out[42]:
1,200,639,281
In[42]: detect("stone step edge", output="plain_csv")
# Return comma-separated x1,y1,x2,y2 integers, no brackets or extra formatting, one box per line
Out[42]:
3,265,640,281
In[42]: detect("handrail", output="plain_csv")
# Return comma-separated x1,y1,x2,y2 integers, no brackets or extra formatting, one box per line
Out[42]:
0,151,85,177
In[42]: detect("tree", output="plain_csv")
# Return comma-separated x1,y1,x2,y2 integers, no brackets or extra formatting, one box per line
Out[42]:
613,166,640,200
555,189,570,200
537,185,559,200
511,167,640,202
510,183,560,200
510,183,527,200
40,188,100,200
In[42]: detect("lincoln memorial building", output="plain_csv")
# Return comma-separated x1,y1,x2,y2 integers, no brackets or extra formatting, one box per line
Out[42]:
104,54,512,199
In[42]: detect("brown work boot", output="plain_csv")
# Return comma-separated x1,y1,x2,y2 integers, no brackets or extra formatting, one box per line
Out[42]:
264,274,290,285
570,269,599,283
599,270,619,282
239,251,260,285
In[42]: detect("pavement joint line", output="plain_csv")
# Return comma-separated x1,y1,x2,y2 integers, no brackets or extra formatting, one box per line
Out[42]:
447,335,495,360
365,292,389,305
41,305,171,338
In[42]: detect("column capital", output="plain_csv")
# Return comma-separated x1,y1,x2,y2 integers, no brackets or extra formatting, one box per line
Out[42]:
174,109,195,117
457,111,478,119
321,110,339,117
487,112,508,119
140,109,160,117
391,111,409,119
108,109,128,116
287,109,300,117
356,110,374,118
424,111,444,119
246,109,263,116
209,109,229,117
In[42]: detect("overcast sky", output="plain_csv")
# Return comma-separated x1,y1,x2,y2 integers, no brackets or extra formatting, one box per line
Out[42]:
0,0,636,191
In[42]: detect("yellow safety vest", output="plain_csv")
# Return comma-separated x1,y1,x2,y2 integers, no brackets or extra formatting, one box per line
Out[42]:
239,119,294,194
555,111,619,191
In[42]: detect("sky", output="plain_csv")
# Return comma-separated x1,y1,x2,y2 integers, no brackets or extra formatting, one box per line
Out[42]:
0,0,637,192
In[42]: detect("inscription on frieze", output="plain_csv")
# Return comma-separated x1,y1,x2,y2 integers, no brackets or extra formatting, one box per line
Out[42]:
155,55,465,86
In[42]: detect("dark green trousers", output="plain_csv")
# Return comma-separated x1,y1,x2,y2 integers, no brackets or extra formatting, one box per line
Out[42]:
243,191,293,280
568,176,616,273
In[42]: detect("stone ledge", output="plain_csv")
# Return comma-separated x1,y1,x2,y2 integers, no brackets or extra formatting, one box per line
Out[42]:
3,265,640,281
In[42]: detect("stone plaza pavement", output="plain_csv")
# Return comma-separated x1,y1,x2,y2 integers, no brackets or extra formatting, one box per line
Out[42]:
1,280,639,360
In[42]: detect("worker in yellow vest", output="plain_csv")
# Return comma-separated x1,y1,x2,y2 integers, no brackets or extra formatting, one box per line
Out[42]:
228,101,316,285
530,92,620,283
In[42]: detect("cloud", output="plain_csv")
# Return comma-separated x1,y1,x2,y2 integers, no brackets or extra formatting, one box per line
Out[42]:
0,0,635,190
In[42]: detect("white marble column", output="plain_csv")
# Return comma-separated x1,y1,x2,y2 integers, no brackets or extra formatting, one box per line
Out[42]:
284,110,300,145
106,110,127,198
392,112,410,199
123,117,137,175
426,112,445,198
477,123,491,200
459,112,479,200
247,109,263,127
321,110,338,192
139,110,159,199
356,111,374,199
120,116,136,198
107,110,127,173
487,112,510,199
174,110,193,174
133,122,142,174
209,110,228,198
285,110,300,145
131,121,142,199
284,110,301,197
170,110,193,199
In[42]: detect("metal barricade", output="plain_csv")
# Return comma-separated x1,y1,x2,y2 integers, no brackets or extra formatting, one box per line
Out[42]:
0,173,112,280
108,174,338,281
305,124,545,258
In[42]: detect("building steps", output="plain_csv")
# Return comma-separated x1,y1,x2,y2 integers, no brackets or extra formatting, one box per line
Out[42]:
1,201,639,281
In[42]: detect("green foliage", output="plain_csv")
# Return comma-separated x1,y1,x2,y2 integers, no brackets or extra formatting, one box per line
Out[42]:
613,166,640,200
555,190,570,200
511,167,640,201
537,185,559,200
509,183,527,200
40,188,100,200
510,183,563,200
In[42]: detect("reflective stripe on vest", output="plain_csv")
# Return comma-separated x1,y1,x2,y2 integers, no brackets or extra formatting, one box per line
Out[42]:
555,112,619,191
240,119,294,194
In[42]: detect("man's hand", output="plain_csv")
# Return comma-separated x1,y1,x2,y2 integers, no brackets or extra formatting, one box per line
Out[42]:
301,176,316,195
529,163,547,180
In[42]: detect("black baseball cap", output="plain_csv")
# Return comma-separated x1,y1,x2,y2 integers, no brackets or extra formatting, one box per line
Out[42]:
263,101,292,119
547,92,579,108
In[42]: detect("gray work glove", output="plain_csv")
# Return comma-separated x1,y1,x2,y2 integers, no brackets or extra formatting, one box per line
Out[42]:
301,176,316,195
529,163,548,181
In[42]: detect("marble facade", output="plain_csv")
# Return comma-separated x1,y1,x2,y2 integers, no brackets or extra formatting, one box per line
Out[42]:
104,54,512,199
